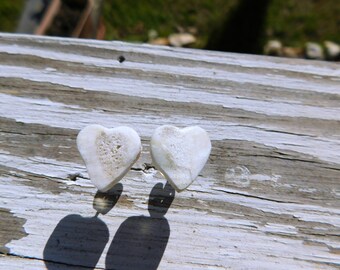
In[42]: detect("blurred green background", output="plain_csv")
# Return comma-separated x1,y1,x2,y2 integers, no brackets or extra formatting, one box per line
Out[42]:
1,0,339,53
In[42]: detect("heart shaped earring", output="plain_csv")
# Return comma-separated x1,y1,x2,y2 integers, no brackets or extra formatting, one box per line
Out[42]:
77,124,142,192
150,125,211,192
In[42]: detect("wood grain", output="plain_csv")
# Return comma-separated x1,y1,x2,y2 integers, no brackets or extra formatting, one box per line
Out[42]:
0,33,339,269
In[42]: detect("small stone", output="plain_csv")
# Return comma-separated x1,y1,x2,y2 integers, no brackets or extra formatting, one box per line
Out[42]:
264,40,282,56
149,37,170,46
168,33,196,47
305,42,324,60
282,47,303,58
148,29,158,41
150,125,211,192
324,41,340,60
77,125,141,192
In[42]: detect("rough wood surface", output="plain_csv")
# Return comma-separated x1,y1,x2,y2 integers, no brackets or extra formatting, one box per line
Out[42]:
0,33,339,269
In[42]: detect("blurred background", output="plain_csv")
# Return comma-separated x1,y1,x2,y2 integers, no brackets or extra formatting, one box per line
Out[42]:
1,0,339,60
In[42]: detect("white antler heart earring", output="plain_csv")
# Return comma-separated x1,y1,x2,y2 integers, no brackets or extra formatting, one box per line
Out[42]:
150,125,211,192
77,124,142,192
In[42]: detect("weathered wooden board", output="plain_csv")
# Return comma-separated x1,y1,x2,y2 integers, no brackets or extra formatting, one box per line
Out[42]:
0,33,339,269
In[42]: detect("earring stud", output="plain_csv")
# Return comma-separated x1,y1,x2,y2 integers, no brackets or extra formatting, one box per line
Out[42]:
77,124,142,192
150,125,211,192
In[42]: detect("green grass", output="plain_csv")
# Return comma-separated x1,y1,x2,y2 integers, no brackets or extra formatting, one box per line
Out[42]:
0,0,23,32
266,0,340,46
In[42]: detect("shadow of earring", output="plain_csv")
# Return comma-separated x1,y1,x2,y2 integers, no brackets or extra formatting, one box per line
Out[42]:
148,181,175,218
43,216,109,270
105,181,175,270
93,183,123,215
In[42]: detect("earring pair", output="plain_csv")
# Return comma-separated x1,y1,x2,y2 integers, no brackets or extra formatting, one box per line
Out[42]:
77,124,211,193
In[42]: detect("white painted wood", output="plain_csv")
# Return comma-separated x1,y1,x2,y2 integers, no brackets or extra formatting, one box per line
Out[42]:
0,33,339,270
